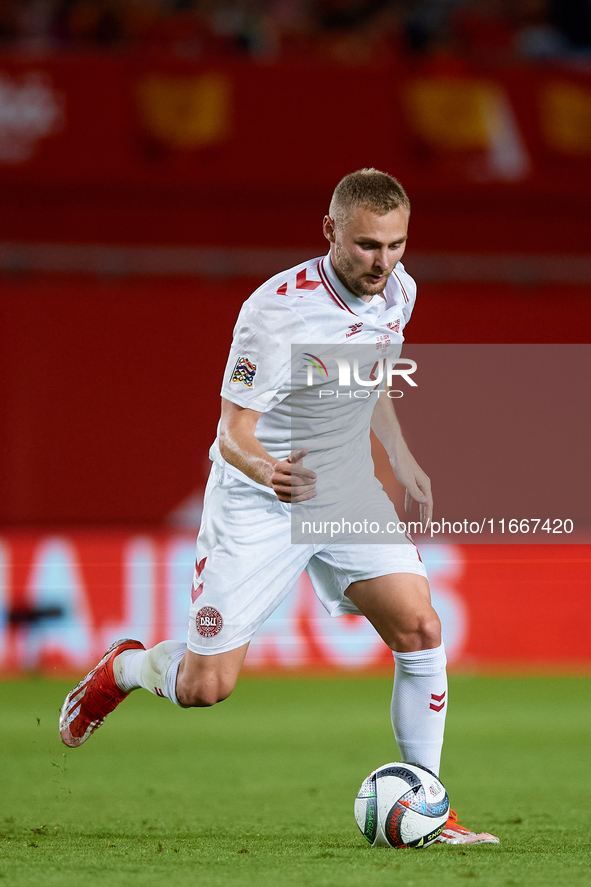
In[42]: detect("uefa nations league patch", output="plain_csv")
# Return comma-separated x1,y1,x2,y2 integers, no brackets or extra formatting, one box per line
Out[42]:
230,356,257,387
196,606,223,638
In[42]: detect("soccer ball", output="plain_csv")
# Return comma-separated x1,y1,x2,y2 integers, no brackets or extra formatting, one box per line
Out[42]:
354,762,449,848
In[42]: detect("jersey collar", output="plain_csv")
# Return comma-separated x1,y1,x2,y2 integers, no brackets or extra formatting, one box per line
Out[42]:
319,253,387,316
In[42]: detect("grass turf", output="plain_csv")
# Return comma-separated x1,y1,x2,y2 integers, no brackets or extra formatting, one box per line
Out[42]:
0,675,590,886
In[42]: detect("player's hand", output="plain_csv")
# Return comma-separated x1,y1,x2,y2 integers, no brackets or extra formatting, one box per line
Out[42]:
390,451,432,531
271,449,317,503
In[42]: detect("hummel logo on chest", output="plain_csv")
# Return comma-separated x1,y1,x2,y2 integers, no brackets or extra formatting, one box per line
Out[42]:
346,322,363,337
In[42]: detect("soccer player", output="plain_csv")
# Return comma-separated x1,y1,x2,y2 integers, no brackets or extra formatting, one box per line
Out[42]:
59,169,498,846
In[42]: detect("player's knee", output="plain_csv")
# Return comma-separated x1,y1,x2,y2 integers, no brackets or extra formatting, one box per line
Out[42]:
417,610,441,649
176,673,236,708
391,608,441,652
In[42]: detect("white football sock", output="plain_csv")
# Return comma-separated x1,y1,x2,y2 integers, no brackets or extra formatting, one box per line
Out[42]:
391,642,447,777
114,640,187,706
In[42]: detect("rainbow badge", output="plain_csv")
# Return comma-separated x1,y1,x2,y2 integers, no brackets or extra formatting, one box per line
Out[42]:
230,356,257,388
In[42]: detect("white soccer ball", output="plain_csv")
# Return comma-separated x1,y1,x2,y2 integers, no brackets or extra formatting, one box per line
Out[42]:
354,762,449,848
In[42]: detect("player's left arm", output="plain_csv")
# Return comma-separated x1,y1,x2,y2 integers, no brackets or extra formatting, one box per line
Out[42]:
371,391,432,527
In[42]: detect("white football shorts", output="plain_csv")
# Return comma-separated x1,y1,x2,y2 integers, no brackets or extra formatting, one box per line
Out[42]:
187,463,428,655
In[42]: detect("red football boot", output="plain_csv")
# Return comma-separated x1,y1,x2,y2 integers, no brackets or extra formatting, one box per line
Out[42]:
435,809,500,845
59,638,145,748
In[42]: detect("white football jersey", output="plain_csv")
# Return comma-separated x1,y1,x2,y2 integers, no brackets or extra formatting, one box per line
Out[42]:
212,251,417,500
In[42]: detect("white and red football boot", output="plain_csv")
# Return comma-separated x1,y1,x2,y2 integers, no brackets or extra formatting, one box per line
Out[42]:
435,810,500,845
59,638,145,748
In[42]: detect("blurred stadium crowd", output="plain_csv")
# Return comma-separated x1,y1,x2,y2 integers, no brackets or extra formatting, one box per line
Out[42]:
0,0,590,64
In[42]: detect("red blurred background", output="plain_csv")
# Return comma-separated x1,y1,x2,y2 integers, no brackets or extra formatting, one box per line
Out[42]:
1,1,590,673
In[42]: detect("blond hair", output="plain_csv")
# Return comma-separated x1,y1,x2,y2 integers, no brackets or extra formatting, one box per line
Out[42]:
329,168,410,228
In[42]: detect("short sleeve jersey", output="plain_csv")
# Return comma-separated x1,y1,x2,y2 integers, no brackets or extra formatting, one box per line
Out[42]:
212,251,417,491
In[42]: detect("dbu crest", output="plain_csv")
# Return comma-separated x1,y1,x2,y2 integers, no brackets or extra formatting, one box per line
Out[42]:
196,606,223,638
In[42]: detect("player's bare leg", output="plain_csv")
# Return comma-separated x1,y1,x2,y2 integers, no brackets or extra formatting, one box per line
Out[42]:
345,572,499,845
345,572,439,653
175,644,249,707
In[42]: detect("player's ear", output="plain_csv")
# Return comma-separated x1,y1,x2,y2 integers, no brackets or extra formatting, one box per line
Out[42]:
323,215,336,243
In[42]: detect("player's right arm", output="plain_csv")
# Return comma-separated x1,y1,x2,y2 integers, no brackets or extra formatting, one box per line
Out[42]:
218,398,317,503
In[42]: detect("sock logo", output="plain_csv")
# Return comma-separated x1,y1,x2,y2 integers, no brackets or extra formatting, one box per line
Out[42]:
429,691,446,712
196,606,223,638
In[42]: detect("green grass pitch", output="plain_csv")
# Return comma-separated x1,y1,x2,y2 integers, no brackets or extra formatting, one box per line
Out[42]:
1,674,590,886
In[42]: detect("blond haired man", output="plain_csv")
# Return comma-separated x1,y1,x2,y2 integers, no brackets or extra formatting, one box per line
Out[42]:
60,169,498,846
